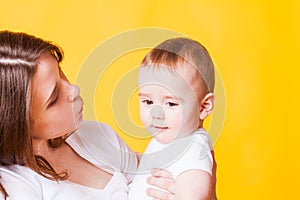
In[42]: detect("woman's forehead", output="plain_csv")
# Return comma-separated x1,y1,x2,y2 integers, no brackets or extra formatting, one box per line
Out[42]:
31,53,59,105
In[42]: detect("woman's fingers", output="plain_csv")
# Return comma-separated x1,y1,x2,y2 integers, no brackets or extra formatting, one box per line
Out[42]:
147,168,176,199
146,187,174,200
147,176,175,194
151,168,174,180
148,168,175,193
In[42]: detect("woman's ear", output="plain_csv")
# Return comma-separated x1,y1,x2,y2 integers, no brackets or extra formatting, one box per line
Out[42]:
199,93,215,120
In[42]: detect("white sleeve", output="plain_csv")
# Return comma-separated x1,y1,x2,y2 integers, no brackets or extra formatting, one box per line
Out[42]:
67,120,138,181
169,133,213,178
0,168,41,200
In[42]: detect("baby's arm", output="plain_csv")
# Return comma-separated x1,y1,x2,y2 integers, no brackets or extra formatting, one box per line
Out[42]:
175,169,212,200
210,151,218,200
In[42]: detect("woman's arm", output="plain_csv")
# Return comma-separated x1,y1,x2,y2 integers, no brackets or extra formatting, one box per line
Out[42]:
135,152,143,166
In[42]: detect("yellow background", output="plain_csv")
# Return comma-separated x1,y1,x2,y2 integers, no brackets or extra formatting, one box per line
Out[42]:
1,0,299,199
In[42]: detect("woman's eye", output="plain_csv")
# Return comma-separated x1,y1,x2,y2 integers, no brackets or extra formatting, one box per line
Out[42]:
49,95,58,106
166,102,178,107
142,99,153,105
48,88,59,106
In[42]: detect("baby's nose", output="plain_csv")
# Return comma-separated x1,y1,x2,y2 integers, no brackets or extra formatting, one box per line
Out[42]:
150,105,165,120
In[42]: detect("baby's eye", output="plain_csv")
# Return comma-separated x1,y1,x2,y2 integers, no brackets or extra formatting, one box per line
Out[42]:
142,99,153,105
165,102,178,107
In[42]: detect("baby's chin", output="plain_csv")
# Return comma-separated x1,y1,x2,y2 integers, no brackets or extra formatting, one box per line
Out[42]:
153,132,177,144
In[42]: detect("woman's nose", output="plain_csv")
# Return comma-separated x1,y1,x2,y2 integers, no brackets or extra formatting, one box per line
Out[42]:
67,84,80,102
150,105,165,119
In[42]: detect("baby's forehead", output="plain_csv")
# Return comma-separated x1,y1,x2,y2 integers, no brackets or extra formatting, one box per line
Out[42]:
138,64,206,99
139,65,196,88
138,64,201,85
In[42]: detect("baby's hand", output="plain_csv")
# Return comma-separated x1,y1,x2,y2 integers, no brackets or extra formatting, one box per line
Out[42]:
146,168,175,200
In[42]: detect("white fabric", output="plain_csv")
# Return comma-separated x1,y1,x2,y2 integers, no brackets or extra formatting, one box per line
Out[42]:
0,120,138,200
128,129,213,200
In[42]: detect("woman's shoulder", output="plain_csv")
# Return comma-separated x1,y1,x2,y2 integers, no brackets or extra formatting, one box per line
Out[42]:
66,120,138,175
0,165,42,198
0,165,40,186
68,120,124,151
77,120,115,136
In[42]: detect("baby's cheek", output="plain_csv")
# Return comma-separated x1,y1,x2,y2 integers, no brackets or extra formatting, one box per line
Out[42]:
140,116,147,127
139,108,149,126
168,109,183,124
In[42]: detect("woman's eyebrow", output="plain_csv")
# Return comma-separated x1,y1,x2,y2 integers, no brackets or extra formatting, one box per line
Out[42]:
45,82,58,107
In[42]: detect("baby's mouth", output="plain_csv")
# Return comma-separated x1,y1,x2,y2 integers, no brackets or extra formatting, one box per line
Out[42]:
151,125,169,130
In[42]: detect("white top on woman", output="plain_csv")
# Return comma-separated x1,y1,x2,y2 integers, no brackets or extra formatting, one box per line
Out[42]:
0,120,138,200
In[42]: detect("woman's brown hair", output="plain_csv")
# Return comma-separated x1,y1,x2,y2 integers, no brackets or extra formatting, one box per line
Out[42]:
0,30,67,199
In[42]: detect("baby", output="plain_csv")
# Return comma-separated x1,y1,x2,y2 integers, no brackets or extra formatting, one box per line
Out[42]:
128,37,215,199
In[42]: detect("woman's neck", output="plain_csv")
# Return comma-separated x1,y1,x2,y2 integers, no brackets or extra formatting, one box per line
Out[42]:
32,139,54,157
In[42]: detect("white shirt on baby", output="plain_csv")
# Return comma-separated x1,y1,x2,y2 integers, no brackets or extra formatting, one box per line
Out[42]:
128,129,213,200
0,120,138,200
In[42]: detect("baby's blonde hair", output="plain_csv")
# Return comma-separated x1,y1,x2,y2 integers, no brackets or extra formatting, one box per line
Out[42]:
141,37,215,99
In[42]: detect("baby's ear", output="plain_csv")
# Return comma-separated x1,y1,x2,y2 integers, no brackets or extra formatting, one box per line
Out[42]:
199,93,215,120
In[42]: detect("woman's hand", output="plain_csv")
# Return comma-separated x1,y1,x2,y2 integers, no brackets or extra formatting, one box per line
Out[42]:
146,168,175,200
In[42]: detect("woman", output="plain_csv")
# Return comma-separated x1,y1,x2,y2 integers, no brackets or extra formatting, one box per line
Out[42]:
0,30,217,199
